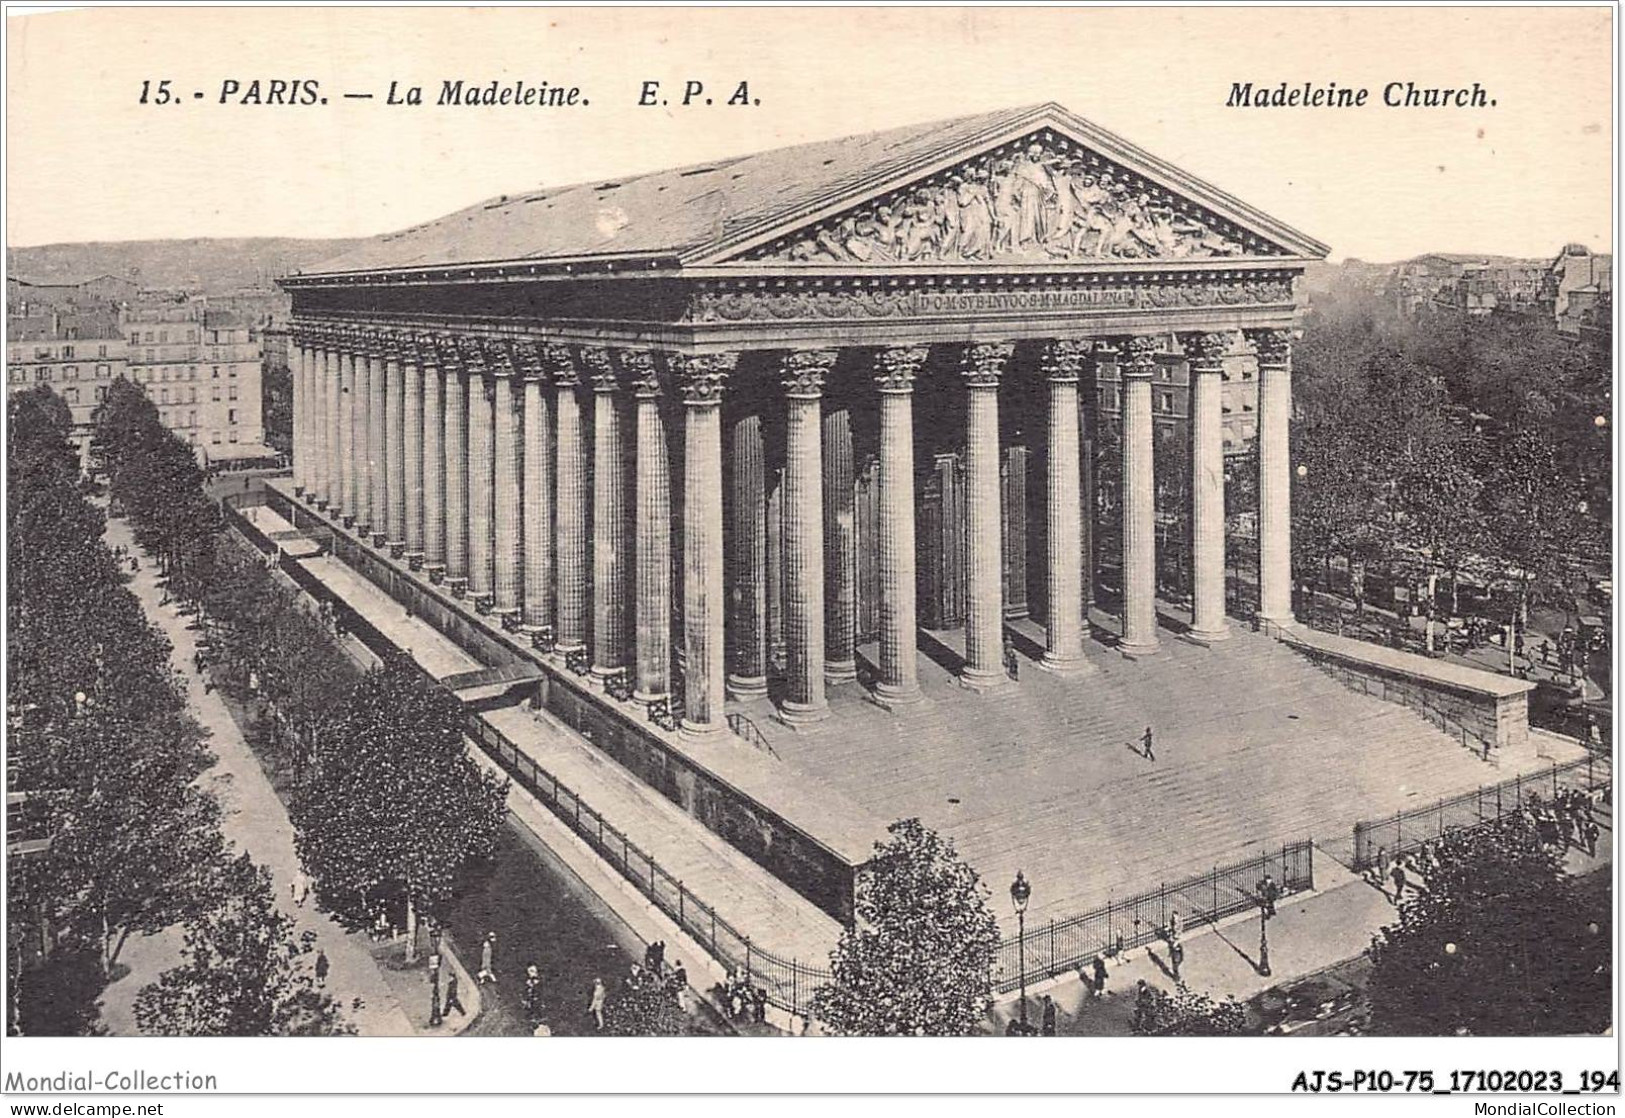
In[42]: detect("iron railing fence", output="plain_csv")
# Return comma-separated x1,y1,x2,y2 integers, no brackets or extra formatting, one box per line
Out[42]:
990,841,1314,994
1351,751,1612,872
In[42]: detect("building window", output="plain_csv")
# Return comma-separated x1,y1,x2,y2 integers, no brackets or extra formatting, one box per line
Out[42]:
188,410,197,428
62,345,74,359
228,408,238,425
212,366,220,378
229,365,238,377
62,366,77,380
211,431,221,445
96,385,108,402
98,344,107,358
228,384,238,401
211,386,221,402
65,387,79,403
229,430,239,444
158,330,168,344
95,364,108,377
35,369,49,382
160,388,170,404
189,387,197,403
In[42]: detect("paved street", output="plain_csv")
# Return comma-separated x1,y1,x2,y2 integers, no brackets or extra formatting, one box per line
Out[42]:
96,512,414,1036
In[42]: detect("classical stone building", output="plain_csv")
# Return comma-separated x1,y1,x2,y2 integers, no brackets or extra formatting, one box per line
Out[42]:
280,103,1334,915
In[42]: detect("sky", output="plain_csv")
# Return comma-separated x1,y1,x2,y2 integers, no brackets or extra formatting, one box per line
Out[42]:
4,6,1614,261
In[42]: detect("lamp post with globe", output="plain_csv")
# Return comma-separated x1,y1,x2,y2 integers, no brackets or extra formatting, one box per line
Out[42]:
1010,870,1032,1031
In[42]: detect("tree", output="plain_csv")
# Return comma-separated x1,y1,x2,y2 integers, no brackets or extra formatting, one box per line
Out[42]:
134,853,349,1036
811,818,1001,1036
1131,982,1248,1036
292,657,508,960
1366,817,1610,1035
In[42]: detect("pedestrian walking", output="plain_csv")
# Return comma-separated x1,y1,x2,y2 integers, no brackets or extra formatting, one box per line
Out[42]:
670,961,689,1013
588,977,606,1030
1091,954,1108,998
290,870,309,908
522,964,542,1020
1040,994,1057,1036
478,931,496,984
1141,725,1155,762
1390,857,1408,903
442,972,467,1018
1583,817,1600,857
1132,979,1155,1033
428,949,442,986
314,949,330,988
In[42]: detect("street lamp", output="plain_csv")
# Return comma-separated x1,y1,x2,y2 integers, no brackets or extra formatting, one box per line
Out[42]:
1258,895,1273,978
1010,870,1032,1031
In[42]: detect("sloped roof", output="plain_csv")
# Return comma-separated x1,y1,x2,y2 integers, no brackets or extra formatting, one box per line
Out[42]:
300,101,1325,278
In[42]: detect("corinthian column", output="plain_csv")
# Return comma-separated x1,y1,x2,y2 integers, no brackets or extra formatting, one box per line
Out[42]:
676,353,736,737
626,351,672,702
441,338,470,593
779,350,837,725
491,348,522,618
384,336,406,553
960,342,1013,689
1041,339,1090,672
1118,336,1161,657
1183,331,1232,643
552,347,588,653
517,343,553,632
312,334,331,508
340,334,359,526
582,347,628,679
368,335,389,546
351,336,372,536
466,342,496,604
292,333,306,495
419,336,445,577
1251,328,1295,627
403,337,426,565
728,408,768,700
823,398,857,685
873,346,929,707
323,331,343,512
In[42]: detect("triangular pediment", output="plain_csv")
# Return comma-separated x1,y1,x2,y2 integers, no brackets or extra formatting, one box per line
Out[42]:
694,105,1326,267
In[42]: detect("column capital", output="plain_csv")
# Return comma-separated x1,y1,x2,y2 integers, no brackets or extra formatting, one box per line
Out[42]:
781,349,837,399
1038,339,1090,383
337,323,369,353
486,339,519,379
671,352,738,405
435,333,466,373
873,346,930,393
510,339,549,384
1179,331,1232,370
458,334,491,375
620,349,662,399
961,342,1014,388
579,346,619,393
380,330,409,363
1119,335,1162,379
541,342,580,387
1246,328,1293,366
355,327,389,359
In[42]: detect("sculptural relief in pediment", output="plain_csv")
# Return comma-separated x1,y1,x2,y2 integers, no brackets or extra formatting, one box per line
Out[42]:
742,132,1286,266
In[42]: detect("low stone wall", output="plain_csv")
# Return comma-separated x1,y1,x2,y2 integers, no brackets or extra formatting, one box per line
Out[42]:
1273,623,1533,753
264,486,865,925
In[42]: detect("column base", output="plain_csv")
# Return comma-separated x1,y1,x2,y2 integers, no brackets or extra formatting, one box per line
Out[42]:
957,666,1012,693
633,688,671,706
405,552,424,571
293,484,305,497
870,681,925,711
680,719,727,741
372,532,389,549
343,515,358,530
1256,612,1297,634
727,674,769,702
472,593,495,615
777,700,830,728
824,659,858,685
494,608,521,632
388,540,406,559
1183,623,1232,647
1039,650,1094,675
445,576,467,597
424,563,446,584
315,497,330,512
1118,638,1162,660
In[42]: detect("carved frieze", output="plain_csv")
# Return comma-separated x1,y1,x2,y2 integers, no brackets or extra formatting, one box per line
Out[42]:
690,275,1294,324
743,132,1275,266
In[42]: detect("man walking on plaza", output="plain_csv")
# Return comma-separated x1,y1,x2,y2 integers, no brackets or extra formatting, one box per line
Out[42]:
1091,954,1108,998
1258,871,1279,918
1141,725,1155,762
1040,995,1057,1036
442,972,467,1018
1390,857,1409,903
478,931,496,984
589,977,607,1031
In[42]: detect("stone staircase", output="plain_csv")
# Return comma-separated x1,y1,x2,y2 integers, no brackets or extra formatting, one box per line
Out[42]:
759,619,1545,929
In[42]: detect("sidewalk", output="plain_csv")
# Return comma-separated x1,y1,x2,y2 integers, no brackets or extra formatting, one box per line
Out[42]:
97,513,415,1037
990,857,1393,1036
